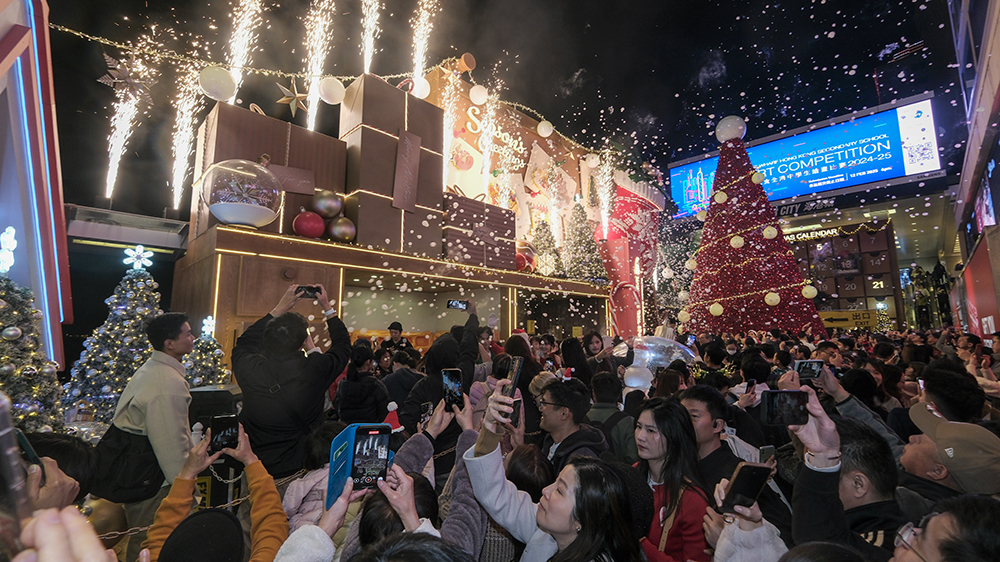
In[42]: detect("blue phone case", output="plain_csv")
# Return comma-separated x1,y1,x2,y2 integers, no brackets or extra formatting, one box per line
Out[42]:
326,423,394,509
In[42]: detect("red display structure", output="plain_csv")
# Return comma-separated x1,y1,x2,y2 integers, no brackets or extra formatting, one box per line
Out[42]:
683,136,826,334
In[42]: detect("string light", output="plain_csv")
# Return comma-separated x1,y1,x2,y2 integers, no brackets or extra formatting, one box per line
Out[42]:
687,280,810,308
692,251,794,282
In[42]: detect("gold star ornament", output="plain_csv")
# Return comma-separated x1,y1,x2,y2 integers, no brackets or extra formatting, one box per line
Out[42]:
275,79,309,118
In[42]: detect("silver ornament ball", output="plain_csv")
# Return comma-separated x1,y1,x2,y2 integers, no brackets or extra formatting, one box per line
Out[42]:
327,216,357,242
101,385,112,394
0,363,14,376
1,326,22,341
313,190,344,219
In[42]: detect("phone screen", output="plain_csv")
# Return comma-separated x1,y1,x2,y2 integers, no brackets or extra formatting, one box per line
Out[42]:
760,390,809,425
442,368,463,412
720,462,772,513
509,399,522,427
794,360,825,380
503,356,524,398
419,402,434,429
210,414,239,452
351,427,390,488
686,335,697,347
446,299,468,310
0,392,30,559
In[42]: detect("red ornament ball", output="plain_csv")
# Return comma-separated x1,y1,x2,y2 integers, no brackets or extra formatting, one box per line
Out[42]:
292,211,326,238
516,252,536,273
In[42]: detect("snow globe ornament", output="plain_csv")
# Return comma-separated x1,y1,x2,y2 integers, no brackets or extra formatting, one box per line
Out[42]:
206,159,281,228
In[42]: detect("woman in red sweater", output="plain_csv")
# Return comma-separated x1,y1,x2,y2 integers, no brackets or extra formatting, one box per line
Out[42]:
633,397,711,562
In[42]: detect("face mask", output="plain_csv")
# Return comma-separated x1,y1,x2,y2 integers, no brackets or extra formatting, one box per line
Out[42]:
728,349,737,355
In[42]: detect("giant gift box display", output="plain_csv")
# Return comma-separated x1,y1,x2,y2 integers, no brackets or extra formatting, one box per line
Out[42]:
190,102,347,237
340,74,444,257
442,192,516,269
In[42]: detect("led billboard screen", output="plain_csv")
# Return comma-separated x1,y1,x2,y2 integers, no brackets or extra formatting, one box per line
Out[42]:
668,99,941,217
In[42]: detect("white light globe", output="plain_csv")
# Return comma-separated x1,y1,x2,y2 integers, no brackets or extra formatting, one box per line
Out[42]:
585,153,601,168
715,115,747,143
199,66,237,101
318,77,346,105
537,120,554,137
469,84,488,105
411,76,431,99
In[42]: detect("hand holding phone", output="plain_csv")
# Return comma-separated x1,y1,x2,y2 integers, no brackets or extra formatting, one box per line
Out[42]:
760,390,809,425
296,285,321,298
441,368,463,412
794,360,824,380
503,357,524,399
446,299,469,311
210,414,239,453
719,462,771,514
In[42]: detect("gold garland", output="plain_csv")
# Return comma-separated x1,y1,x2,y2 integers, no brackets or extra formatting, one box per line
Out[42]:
692,250,794,282
686,279,810,308
692,220,780,256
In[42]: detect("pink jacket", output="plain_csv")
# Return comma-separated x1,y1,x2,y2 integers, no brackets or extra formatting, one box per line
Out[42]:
281,467,328,533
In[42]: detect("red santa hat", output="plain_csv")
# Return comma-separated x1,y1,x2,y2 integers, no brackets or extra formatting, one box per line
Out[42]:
383,402,404,433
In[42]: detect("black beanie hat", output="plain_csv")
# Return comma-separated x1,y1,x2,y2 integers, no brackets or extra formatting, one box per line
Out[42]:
388,321,403,332
159,508,244,562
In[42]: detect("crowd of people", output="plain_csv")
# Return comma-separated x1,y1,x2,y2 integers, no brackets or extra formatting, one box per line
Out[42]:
10,285,1000,562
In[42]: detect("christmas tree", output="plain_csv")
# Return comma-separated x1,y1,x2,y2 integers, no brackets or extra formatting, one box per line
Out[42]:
562,203,608,283
184,316,231,387
63,246,162,422
532,220,565,277
0,276,64,432
680,117,825,334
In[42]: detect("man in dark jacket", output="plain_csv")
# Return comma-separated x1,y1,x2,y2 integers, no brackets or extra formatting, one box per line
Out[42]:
399,301,480,489
382,351,424,406
380,321,413,354
232,284,351,478
335,345,390,424
539,378,608,473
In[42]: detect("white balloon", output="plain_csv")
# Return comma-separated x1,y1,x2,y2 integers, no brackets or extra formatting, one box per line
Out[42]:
623,366,654,389
585,153,601,168
411,76,431,99
715,115,747,143
537,120,554,137
469,84,488,105
199,66,237,101
318,77,346,105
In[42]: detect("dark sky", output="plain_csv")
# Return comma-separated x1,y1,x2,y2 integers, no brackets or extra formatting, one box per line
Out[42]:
47,0,965,218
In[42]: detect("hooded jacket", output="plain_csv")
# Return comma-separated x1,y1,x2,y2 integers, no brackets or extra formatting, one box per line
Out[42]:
382,367,423,406
540,423,609,473
334,373,390,425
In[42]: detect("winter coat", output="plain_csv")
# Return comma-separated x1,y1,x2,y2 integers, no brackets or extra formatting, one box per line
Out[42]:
540,424,609,474
334,373,390,425
382,367,423,406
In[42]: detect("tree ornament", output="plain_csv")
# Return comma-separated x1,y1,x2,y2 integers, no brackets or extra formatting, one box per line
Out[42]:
677,290,689,302
684,258,697,271
21,365,37,377
327,216,357,242
715,115,747,143
292,210,326,239
709,302,724,316
585,154,601,168
677,310,691,323
730,236,744,249
536,120,554,137
199,66,237,101
2,326,22,340
0,299,6,310
318,77,346,105
275,79,309,118
696,210,708,221
40,364,57,377
123,245,153,270
752,172,765,184
469,85,488,105
0,364,14,376
192,377,203,387
312,190,344,218
764,292,781,306
101,385,112,394
802,285,818,299
714,191,728,204
762,226,778,239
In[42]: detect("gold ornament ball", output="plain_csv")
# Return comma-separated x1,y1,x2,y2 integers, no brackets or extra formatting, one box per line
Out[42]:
763,226,778,239
751,172,765,184
696,210,708,221
684,258,697,271
677,310,691,323
730,235,745,249
709,302,724,316
764,292,781,306
677,290,690,302
802,285,818,299
714,191,728,204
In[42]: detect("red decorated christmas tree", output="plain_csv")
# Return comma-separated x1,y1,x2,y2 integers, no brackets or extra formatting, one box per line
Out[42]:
680,116,825,334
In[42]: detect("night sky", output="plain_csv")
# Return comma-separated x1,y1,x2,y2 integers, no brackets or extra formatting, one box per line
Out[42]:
47,0,966,218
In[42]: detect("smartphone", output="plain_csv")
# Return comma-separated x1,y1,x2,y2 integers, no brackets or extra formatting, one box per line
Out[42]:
327,423,393,507
509,399,522,428
210,414,239,453
503,356,524,399
0,392,30,558
446,299,469,310
296,285,321,298
13,429,44,487
759,445,776,464
602,335,614,349
686,334,697,347
419,402,434,429
442,368,463,412
794,359,825,380
720,462,772,513
917,379,925,391
760,390,809,425
746,379,756,394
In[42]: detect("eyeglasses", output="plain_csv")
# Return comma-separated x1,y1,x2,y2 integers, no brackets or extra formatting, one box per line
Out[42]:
895,512,938,562
536,399,566,410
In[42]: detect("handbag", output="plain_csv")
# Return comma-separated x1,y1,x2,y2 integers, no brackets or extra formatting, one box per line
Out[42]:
91,424,165,503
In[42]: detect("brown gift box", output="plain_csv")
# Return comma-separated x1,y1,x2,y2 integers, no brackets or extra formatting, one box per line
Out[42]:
191,102,346,238
344,190,442,258
442,193,516,269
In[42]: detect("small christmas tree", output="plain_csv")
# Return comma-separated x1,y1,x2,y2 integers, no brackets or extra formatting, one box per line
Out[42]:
63,246,162,422
532,220,565,277
562,203,608,283
681,117,825,334
875,305,892,333
0,276,64,432
184,316,231,387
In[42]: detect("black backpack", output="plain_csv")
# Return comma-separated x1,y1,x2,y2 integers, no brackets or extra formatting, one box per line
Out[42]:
587,410,629,457
91,424,165,503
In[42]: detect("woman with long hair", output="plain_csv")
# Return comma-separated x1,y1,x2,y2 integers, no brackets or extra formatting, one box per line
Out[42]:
463,381,644,562
537,334,562,371
583,331,616,375
634,397,711,562
504,336,543,438
560,337,594,387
